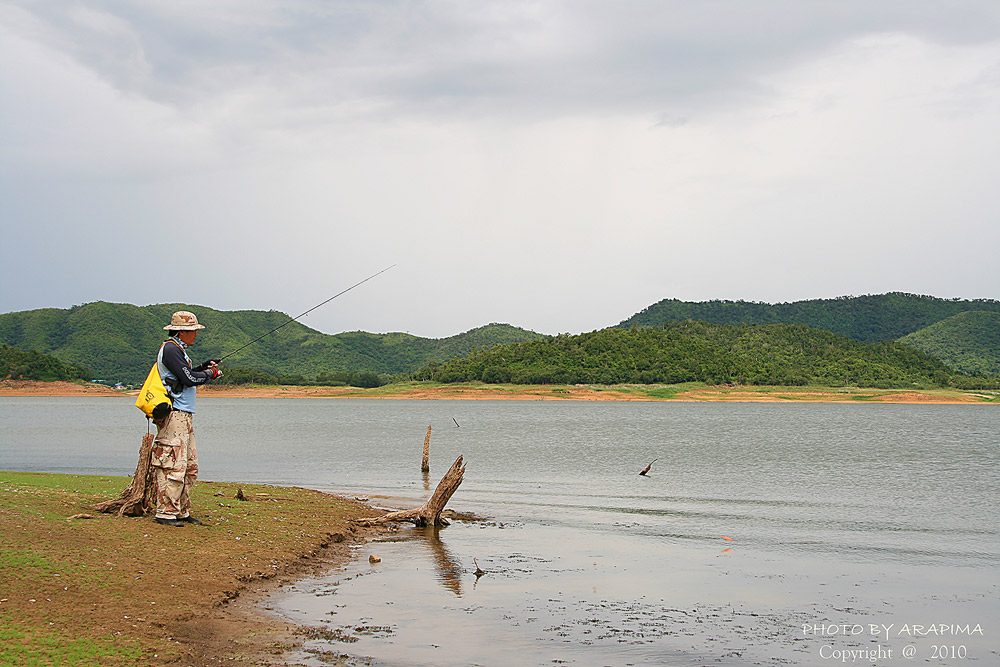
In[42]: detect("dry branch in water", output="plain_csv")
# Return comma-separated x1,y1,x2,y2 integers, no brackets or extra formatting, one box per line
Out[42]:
422,425,431,472
95,432,157,516
356,455,466,527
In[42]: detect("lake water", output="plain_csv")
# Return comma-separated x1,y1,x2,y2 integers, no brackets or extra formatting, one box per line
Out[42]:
2,397,998,666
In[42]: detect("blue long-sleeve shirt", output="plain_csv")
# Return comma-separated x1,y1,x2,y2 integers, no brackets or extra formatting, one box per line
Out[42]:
156,337,213,413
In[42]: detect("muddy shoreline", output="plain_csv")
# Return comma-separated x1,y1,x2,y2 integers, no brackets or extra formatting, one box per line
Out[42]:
173,524,383,667
0,469,392,666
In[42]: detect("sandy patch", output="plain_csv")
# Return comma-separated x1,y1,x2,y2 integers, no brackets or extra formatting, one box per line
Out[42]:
0,379,123,396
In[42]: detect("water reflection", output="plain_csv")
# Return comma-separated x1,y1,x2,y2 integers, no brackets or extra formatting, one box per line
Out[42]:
418,525,463,596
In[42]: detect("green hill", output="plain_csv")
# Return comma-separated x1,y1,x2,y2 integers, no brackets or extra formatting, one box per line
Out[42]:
899,311,1000,377
0,344,92,382
4,294,997,388
619,293,1000,342
0,302,544,384
415,321,995,389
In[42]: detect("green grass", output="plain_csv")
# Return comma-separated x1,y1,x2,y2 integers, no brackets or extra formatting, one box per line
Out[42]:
0,624,144,667
1,549,64,577
0,471,124,496
0,470,373,666
636,382,703,399
0,546,110,592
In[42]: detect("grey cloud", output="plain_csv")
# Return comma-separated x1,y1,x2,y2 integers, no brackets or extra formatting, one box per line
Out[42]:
9,0,1000,120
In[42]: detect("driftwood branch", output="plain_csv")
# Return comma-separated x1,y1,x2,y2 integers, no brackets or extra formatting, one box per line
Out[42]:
95,432,158,516
356,455,465,527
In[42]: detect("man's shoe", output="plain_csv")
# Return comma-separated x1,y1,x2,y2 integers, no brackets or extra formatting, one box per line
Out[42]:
154,517,185,527
178,515,203,525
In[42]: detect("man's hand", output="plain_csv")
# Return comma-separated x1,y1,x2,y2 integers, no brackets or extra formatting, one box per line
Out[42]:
205,365,223,379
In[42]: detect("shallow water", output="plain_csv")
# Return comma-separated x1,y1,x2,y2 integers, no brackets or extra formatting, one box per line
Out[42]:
3,398,998,665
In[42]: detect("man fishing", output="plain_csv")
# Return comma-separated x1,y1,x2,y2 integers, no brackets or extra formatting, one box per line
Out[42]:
144,268,392,526
150,311,223,527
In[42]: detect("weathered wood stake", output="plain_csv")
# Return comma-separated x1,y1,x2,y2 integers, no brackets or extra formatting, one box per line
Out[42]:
421,425,431,472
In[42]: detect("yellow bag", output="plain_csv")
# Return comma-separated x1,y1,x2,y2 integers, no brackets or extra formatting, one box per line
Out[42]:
135,358,171,420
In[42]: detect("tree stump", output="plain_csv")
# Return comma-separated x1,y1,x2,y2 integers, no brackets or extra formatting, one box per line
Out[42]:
356,455,465,527
95,432,158,516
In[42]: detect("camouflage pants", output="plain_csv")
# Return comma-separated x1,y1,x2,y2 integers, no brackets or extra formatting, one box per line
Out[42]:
150,410,198,520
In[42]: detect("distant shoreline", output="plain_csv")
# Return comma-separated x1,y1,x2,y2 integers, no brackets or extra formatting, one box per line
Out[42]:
2,379,996,404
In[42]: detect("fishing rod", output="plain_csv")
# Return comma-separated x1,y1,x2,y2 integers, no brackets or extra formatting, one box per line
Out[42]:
216,264,396,363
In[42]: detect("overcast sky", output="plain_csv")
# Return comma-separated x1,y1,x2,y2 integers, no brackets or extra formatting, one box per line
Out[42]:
2,1,998,338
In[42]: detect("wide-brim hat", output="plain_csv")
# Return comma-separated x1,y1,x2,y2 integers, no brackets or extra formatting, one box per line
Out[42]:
163,311,206,331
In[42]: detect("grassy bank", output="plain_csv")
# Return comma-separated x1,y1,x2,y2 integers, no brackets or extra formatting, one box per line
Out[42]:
0,471,374,666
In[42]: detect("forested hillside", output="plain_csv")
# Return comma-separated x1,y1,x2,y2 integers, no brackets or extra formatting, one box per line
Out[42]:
0,344,91,382
900,311,1000,377
0,302,544,384
415,322,998,389
3,294,997,388
619,293,1000,342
